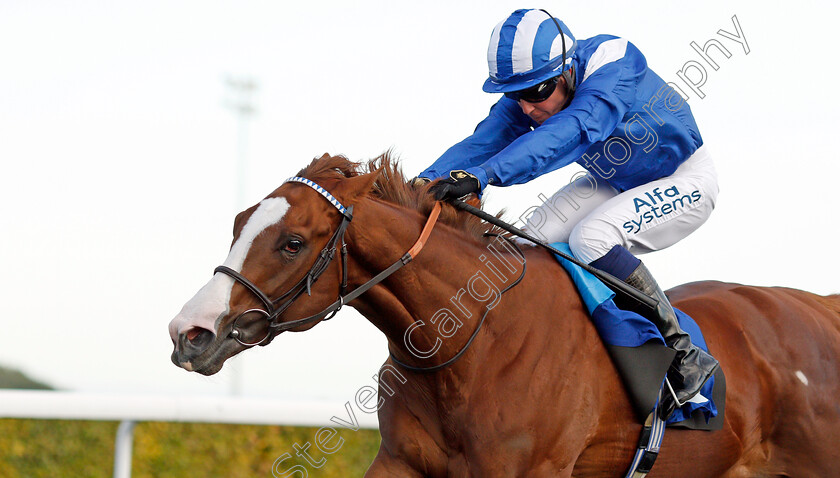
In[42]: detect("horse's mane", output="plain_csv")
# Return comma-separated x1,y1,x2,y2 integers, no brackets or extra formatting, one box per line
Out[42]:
296,152,506,241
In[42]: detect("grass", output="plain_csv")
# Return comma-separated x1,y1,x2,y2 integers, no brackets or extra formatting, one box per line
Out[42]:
0,419,380,477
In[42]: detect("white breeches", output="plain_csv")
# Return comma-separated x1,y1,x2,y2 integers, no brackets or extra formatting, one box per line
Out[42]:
521,145,719,264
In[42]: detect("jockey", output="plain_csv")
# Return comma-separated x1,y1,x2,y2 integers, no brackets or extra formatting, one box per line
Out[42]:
413,8,718,419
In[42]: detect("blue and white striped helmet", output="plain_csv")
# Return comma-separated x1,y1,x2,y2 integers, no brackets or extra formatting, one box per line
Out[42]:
483,9,576,93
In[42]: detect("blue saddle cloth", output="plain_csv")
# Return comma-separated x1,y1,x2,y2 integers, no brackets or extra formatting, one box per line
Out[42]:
551,243,717,424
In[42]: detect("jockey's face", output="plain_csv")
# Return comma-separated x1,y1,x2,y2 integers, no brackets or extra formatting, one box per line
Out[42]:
516,75,570,125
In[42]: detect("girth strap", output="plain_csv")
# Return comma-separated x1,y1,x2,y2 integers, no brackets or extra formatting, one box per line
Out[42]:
624,388,667,477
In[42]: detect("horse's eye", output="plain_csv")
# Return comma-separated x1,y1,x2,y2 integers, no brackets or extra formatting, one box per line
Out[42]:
284,239,303,254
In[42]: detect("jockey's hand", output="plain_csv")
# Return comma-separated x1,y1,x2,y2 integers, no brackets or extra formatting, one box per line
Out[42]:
429,170,481,201
409,176,431,189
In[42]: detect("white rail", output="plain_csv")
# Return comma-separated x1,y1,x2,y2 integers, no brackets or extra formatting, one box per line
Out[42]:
0,390,378,478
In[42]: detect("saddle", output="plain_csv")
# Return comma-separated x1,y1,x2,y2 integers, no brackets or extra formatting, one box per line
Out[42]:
550,242,725,430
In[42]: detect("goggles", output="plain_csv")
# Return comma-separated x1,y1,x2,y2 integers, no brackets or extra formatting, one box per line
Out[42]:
504,76,560,103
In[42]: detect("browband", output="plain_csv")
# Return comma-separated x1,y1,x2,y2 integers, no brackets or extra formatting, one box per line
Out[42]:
285,176,351,218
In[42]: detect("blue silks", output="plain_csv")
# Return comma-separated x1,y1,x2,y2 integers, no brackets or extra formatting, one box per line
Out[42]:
551,242,717,424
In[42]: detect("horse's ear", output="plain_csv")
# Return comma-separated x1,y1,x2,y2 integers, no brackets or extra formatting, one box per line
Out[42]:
334,168,381,203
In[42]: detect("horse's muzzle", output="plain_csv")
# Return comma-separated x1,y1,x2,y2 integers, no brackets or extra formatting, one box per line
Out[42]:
171,327,217,372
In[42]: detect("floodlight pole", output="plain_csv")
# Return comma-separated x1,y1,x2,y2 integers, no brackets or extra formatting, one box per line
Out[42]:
225,77,258,211
224,77,259,396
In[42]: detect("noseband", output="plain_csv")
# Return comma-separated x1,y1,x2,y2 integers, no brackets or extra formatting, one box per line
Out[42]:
214,176,442,347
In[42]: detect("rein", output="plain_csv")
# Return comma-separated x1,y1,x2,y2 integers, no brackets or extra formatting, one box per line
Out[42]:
450,199,659,311
387,233,527,373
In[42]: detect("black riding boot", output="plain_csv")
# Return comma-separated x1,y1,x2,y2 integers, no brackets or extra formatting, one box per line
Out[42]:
624,262,719,420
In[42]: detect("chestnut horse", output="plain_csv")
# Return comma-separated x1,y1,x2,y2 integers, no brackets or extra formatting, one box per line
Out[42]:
169,153,840,477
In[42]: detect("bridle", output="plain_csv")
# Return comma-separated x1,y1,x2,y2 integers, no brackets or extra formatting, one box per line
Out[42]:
215,178,353,345
214,176,527,374
214,176,442,347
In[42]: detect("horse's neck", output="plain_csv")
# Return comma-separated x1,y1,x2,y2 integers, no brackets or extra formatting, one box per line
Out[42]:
346,199,590,382
344,200,631,460
346,200,487,351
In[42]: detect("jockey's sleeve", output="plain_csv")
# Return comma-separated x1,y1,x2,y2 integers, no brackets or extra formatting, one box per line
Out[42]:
464,39,647,188
418,97,533,181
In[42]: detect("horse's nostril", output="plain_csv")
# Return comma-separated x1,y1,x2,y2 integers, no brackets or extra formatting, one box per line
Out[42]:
184,327,214,350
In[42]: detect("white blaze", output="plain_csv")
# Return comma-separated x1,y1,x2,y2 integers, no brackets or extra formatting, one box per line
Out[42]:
169,197,291,342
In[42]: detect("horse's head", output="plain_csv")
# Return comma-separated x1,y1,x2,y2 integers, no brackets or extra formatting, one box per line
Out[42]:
168,155,379,375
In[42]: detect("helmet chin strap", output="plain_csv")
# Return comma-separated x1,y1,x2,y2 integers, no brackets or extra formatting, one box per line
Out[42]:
540,9,577,97
562,66,576,98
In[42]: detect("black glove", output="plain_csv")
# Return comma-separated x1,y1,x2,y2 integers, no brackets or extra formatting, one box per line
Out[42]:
428,170,481,201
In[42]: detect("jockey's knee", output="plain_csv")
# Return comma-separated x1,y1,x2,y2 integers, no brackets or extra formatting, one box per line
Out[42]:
521,203,576,244
520,173,615,245
520,207,553,243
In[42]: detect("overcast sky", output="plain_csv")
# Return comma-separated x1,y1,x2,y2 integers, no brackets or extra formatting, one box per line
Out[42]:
2,0,838,402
